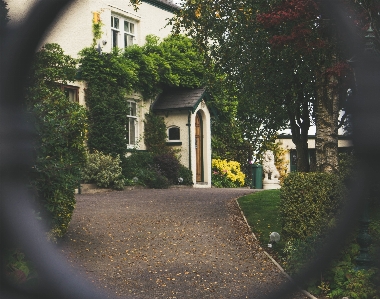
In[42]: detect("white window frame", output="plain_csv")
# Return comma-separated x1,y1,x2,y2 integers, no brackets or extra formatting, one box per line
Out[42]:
111,15,120,49
126,100,138,147
111,14,136,49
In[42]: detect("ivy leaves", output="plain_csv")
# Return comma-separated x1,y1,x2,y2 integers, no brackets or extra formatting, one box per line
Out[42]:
78,34,205,161
80,34,205,100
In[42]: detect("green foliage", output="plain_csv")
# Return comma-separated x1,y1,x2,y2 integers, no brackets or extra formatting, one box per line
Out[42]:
143,111,168,154
79,35,205,165
237,190,282,247
123,34,205,99
4,249,38,287
239,179,379,298
326,258,378,299
338,151,356,179
158,34,205,88
178,164,194,186
280,172,345,241
82,150,125,190
122,150,192,188
282,233,323,276
122,151,169,189
279,170,379,298
153,153,181,184
26,44,87,238
79,47,138,159
122,151,154,179
92,16,103,46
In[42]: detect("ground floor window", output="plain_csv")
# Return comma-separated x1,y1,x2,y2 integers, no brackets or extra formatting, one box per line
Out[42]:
127,100,138,146
61,85,79,103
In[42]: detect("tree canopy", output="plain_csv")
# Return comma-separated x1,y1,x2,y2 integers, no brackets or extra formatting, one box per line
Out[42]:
172,0,379,172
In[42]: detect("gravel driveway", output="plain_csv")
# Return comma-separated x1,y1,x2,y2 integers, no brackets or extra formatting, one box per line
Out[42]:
59,188,307,299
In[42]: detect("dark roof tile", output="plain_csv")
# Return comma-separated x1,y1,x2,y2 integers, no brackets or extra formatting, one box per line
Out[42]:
153,88,206,111
143,0,181,12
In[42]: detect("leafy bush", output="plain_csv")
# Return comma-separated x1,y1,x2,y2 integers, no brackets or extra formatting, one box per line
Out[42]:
123,151,193,187
178,164,193,185
280,172,345,241
143,168,171,189
78,47,138,160
329,268,378,299
26,44,87,238
212,159,245,187
282,233,323,276
4,249,38,287
82,150,125,190
144,112,168,155
153,153,181,184
122,151,171,189
122,151,154,180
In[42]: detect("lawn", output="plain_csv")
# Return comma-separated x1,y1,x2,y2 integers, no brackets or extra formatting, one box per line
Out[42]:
237,190,284,257
238,189,380,299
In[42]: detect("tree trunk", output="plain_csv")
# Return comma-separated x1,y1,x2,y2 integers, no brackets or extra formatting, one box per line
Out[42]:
315,71,340,173
288,96,310,172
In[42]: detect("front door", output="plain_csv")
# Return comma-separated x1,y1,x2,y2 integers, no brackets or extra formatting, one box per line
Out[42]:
195,112,203,182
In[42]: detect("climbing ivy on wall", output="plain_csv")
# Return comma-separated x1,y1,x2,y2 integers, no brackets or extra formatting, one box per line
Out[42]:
79,47,138,161
144,111,168,155
78,34,205,161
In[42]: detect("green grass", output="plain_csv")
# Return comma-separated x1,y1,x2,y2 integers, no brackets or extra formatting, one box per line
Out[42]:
237,189,284,255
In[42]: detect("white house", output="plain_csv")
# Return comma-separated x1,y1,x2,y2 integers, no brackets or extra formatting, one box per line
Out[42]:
277,135,354,173
7,0,212,187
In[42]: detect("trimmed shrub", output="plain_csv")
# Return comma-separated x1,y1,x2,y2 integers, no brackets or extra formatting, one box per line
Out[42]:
280,172,346,241
82,150,125,190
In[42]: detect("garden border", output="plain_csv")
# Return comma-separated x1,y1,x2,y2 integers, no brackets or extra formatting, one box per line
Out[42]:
235,199,318,299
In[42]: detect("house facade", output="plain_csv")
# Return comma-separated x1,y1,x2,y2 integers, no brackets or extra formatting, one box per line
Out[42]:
7,0,212,187
153,88,212,187
277,135,354,173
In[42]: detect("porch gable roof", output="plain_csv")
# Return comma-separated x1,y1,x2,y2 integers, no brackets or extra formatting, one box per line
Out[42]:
152,87,208,113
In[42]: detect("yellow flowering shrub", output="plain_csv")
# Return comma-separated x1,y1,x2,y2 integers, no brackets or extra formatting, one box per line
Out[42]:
212,159,245,187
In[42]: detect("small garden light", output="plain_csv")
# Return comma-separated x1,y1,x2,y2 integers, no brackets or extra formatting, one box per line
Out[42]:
178,177,183,184
268,232,280,248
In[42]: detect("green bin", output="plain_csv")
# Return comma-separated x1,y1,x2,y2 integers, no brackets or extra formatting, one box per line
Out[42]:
251,164,263,189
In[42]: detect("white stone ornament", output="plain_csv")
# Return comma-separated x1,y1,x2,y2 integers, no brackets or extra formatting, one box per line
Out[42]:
269,232,280,243
262,150,281,189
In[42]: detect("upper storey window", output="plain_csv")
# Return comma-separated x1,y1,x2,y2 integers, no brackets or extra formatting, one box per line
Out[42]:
111,15,136,49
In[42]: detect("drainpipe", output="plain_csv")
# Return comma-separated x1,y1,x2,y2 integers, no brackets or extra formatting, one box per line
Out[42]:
187,110,192,171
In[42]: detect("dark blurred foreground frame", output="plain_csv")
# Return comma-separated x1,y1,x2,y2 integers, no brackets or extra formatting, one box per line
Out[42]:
0,1,379,299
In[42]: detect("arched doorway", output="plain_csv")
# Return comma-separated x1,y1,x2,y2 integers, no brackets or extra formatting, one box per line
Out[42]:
195,112,203,182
